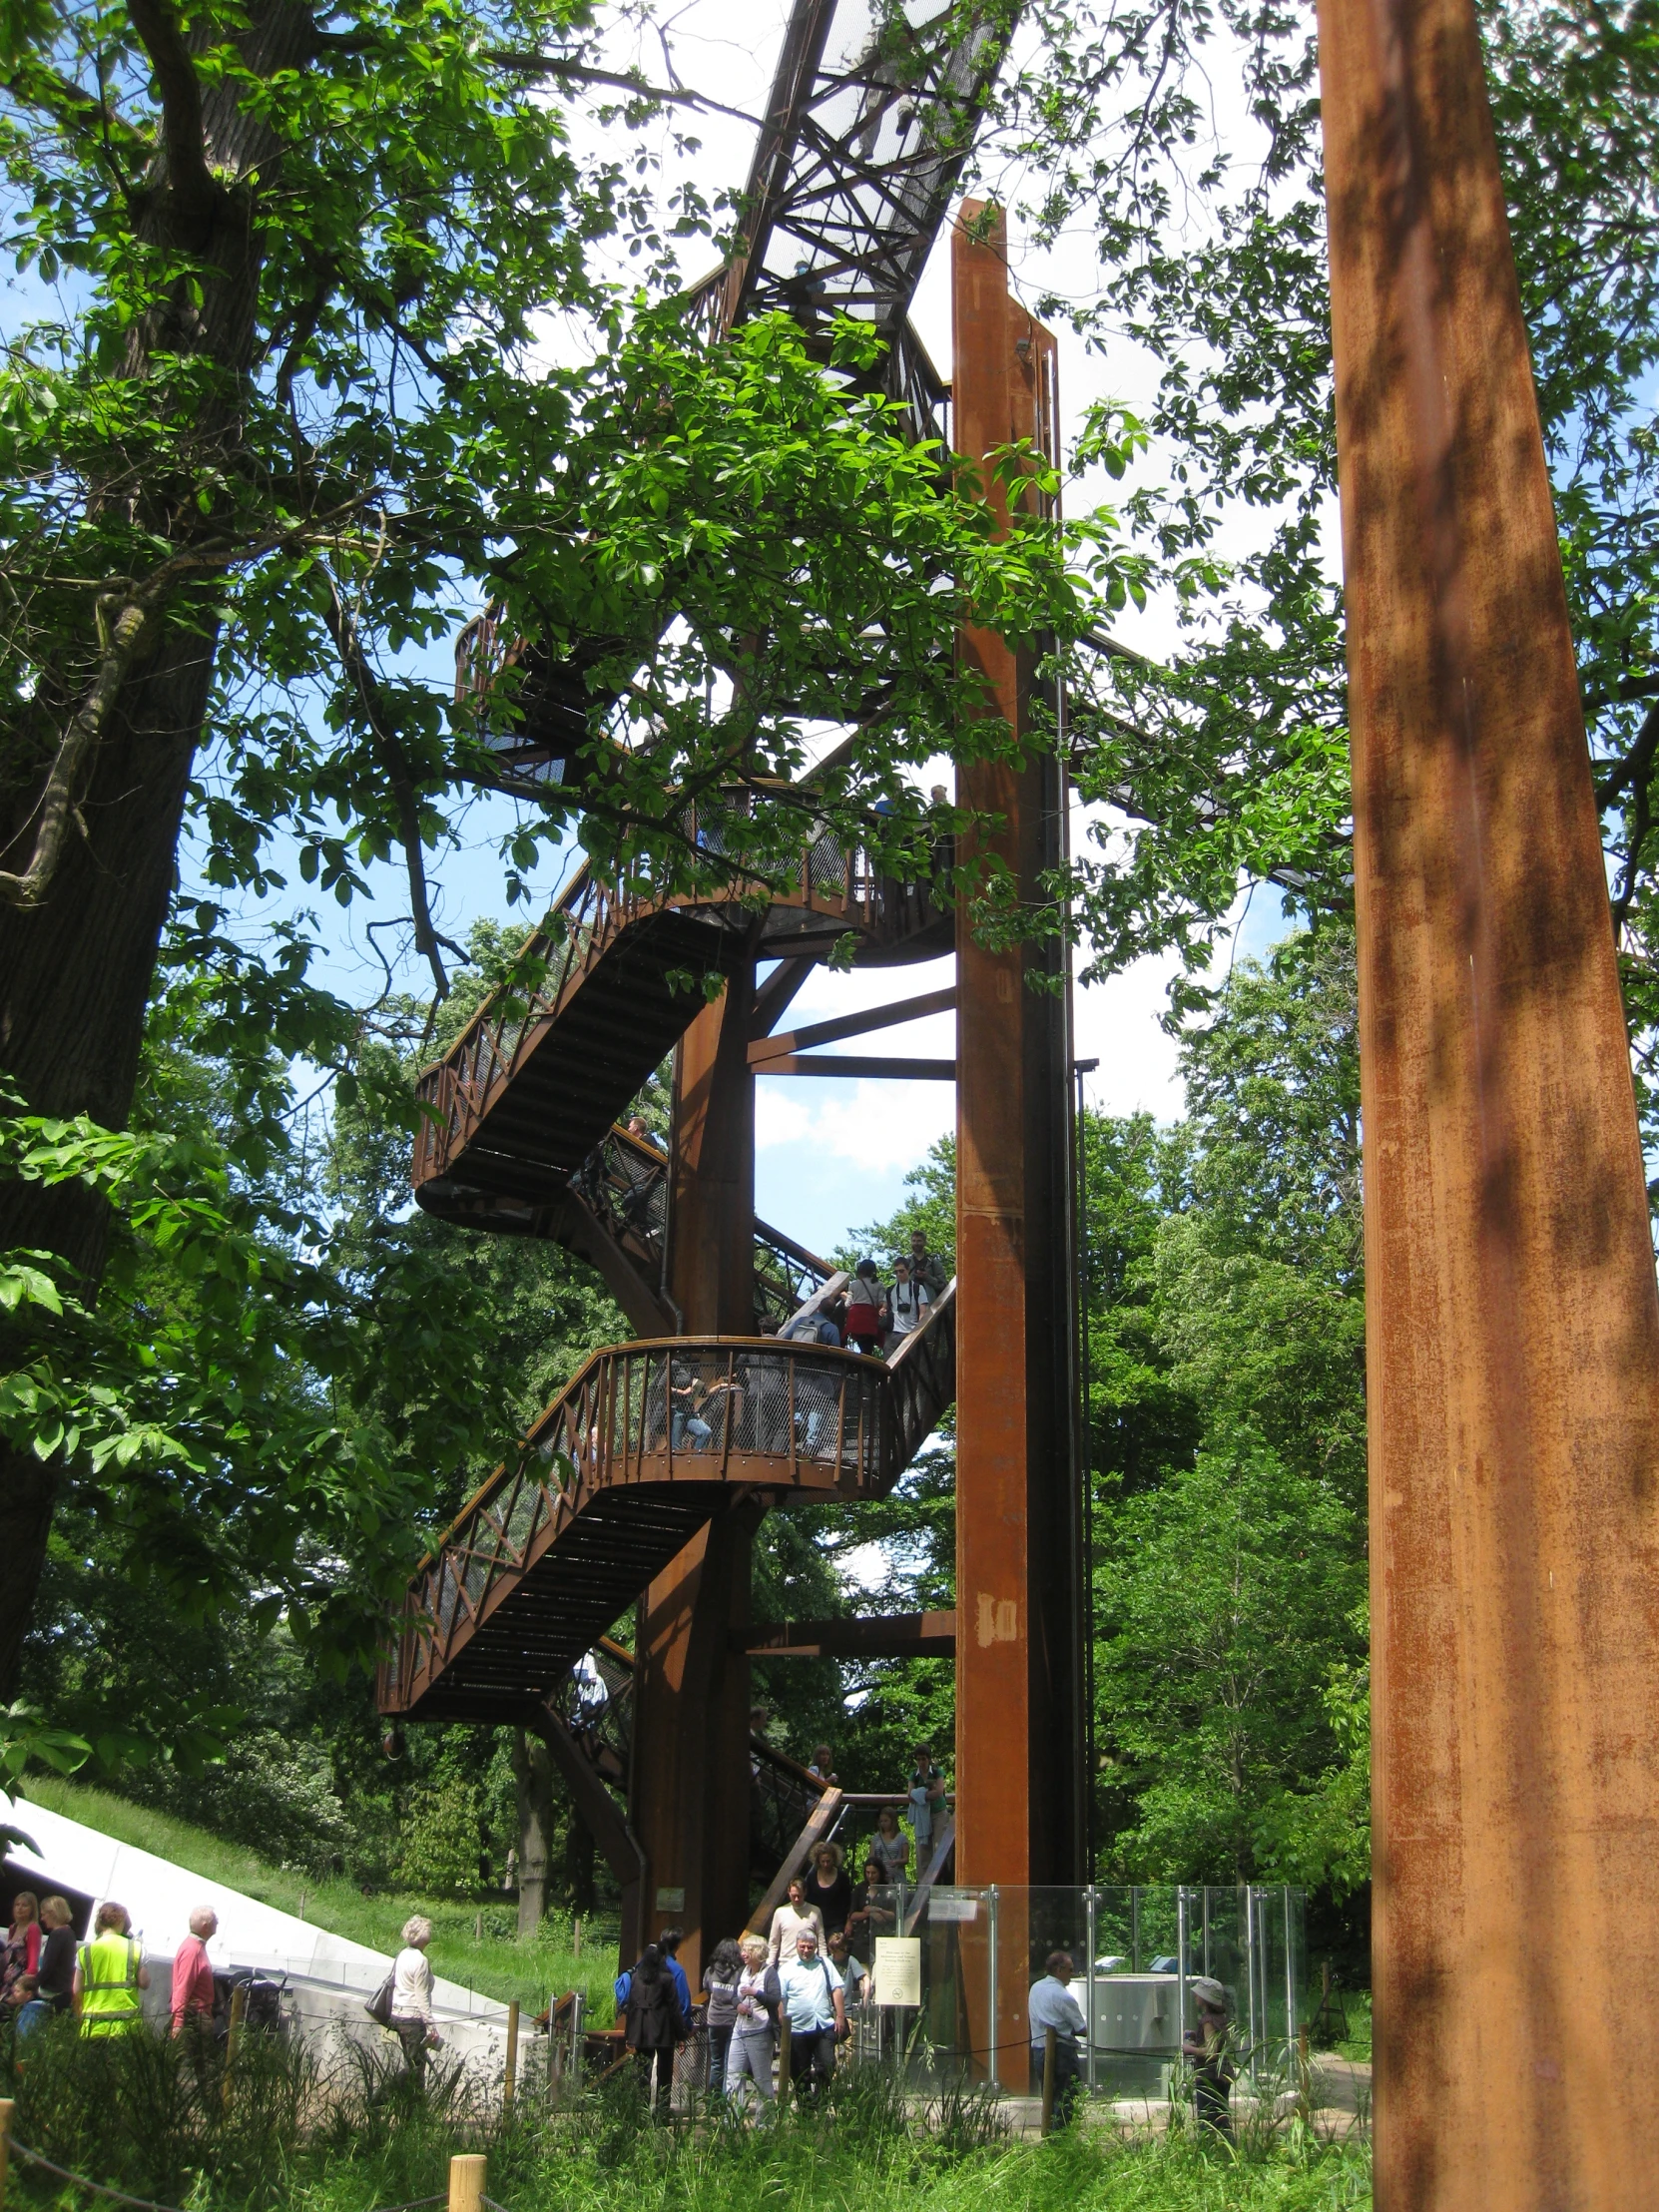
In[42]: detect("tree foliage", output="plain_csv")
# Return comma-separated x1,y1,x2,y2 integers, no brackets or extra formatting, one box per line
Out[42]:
998,0,1659,1076
1087,929,1368,1897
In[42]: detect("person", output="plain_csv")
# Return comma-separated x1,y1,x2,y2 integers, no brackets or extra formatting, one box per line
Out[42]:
170,1906,218,2037
1184,1976,1236,2136
785,1309,840,1350
13,1973,50,2041
807,1743,838,1786
75,1902,149,2037
698,1369,744,1449
802,1841,852,1938
1027,1950,1087,2125
827,1928,867,2006
389,1915,442,2086
908,1746,946,1859
702,1936,744,2097
36,1897,75,2017
669,1365,712,1450
869,1806,909,1883
729,1934,779,2109
908,1229,948,1302
777,1927,845,2101
616,1929,692,2020
846,1858,896,1952
766,1877,825,1965
2,1890,41,2008
624,1942,687,2116
843,1260,886,1356
884,1256,930,1350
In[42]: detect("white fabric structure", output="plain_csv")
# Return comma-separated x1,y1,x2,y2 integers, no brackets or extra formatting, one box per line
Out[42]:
5,1792,515,2077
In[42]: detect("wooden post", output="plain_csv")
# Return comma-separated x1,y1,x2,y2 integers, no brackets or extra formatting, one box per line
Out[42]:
574,1917,582,1959
0,2095,14,2212
448,2155,486,2212
1041,2027,1056,2137
223,1984,247,2111
1298,2023,1312,2125
504,1998,519,2111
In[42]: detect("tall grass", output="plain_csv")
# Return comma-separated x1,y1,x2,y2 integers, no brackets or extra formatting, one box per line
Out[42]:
3,2014,1370,2212
15,1777,617,2017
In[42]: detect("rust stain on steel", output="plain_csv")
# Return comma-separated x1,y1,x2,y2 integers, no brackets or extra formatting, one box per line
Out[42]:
951,201,1085,1895
1319,0,1659,2201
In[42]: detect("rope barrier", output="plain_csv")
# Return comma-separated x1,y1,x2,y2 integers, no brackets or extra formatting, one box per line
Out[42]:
7,2145,445,2212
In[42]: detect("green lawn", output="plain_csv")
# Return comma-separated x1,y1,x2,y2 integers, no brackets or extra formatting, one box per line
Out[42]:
14,1775,618,2019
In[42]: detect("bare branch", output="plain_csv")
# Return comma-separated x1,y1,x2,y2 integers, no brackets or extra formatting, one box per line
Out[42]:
0,589,161,908
483,51,762,128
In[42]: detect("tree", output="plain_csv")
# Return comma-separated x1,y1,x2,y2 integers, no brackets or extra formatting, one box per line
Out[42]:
999,0,1659,1087
1095,1421,1364,1879
0,0,1122,1693
1086,929,1369,1895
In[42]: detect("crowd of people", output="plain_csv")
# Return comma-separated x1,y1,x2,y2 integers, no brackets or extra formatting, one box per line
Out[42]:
779,1231,948,1361
0,1892,199,2041
613,1753,955,2116
646,1233,949,1461
616,1915,864,2115
0,1892,450,2089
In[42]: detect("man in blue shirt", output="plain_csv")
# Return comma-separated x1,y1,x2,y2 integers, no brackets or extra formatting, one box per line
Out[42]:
616,1928,692,2020
1027,1949,1088,2124
777,1927,845,2101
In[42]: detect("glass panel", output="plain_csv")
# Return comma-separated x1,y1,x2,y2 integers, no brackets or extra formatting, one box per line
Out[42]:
846,1883,1310,2113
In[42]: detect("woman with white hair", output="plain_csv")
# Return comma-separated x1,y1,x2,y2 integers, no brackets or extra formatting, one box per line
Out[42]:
390,1916,442,2084
728,1933,779,2109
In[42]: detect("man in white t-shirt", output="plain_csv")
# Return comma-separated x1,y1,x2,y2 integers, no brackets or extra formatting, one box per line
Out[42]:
885,1256,930,1351
777,1928,845,2100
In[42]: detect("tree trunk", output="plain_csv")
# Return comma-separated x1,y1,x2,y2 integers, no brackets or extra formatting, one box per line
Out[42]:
0,0,313,1699
0,632,214,1696
511,1726,554,1938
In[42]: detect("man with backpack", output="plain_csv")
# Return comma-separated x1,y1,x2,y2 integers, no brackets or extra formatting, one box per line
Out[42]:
622,1943,688,2116
615,1927,692,2020
777,1925,845,2101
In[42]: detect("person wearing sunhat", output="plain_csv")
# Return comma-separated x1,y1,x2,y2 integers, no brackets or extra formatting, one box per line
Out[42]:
1183,1976,1236,2134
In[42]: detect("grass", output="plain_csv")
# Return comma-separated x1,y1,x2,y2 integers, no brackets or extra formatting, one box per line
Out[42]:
2,2012,1372,2212
15,1775,618,2019
1330,1994,1372,2066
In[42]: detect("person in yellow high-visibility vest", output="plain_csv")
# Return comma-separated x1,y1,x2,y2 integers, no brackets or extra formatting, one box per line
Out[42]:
75,1902,150,2036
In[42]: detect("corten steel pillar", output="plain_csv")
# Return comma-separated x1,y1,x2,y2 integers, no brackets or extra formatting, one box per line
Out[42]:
951,201,1086,1903
627,967,761,1986
1320,0,1659,2202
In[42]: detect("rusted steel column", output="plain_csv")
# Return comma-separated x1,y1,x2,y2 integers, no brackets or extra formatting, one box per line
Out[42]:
667,971,759,1336
1319,1,1659,2202
951,202,1084,1889
629,965,759,1985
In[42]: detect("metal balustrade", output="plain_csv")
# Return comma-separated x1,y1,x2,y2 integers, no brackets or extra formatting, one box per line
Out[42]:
410,813,948,1203
379,1307,954,1725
